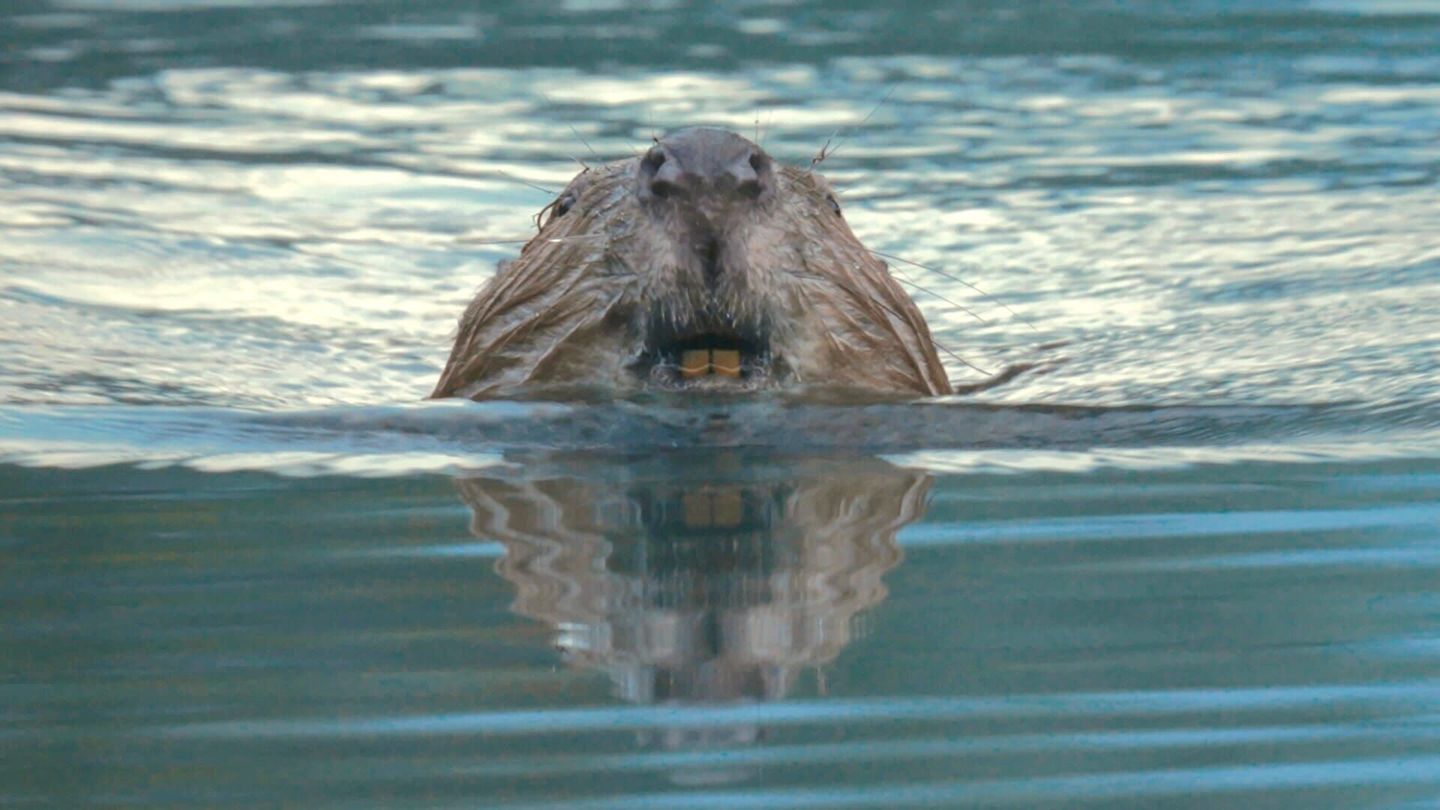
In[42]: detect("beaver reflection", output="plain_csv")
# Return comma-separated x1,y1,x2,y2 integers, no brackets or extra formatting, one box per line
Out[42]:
456,454,927,759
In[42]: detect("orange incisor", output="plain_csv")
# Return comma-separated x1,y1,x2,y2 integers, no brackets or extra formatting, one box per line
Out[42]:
679,348,742,378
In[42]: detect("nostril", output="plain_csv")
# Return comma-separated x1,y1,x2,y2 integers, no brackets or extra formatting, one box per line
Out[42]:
733,150,770,200
641,145,689,200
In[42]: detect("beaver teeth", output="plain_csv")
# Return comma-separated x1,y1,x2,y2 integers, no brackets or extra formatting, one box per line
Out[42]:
679,348,743,379
639,330,766,388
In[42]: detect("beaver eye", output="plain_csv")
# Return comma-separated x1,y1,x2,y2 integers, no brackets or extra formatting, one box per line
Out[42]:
537,190,578,230
554,192,575,217
540,191,575,227
825,193,842,216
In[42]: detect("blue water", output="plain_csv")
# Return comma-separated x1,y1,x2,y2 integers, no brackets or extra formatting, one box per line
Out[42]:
3,1,1439,807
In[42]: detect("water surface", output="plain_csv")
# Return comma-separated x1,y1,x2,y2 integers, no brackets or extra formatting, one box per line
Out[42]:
2,1,1439,806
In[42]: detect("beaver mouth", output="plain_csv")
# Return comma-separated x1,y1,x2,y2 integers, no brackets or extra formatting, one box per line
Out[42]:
627,228,776,390
636,332,773,390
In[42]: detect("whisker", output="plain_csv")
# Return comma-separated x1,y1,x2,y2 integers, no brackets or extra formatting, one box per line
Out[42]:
890,271,989,325
809,136,833,170
561,134,596,170
811,84,899,170
455,234,605,246
832,275,993,377
951,362,1034,395
937,344,993,377
491,169,557,197
454,236,530,245
538,93,603,165
870,249,1041,333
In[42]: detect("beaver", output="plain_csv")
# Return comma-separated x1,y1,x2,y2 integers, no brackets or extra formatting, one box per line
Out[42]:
432,127,952,400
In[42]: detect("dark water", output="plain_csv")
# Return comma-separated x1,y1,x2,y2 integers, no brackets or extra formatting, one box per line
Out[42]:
3,1,1440,807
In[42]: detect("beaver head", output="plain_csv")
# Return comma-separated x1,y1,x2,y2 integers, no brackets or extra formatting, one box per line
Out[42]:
432,127,952,399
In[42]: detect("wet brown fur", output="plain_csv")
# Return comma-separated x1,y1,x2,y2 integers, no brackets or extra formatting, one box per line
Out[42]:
433,138,952,400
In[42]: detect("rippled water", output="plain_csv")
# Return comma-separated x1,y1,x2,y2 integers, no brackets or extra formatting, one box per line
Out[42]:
3,1,1439,807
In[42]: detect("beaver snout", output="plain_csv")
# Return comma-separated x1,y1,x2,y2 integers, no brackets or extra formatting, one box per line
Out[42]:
637,128,776,291
638,127,775,208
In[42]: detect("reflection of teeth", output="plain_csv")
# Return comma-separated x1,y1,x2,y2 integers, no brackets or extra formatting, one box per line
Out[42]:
681,490,744,528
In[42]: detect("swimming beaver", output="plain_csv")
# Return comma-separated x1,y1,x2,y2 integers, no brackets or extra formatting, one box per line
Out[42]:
433,127,952,399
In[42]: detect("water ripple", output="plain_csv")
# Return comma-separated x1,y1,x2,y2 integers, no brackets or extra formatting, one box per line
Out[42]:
162,680,1440,739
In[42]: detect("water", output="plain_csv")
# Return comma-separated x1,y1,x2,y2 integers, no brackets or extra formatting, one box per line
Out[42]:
3,1,1439,806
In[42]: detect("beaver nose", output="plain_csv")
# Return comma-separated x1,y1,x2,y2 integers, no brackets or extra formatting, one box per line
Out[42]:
639,127,774,204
